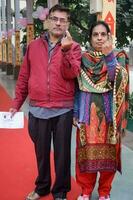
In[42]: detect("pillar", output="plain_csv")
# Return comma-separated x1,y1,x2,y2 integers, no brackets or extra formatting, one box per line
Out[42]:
6,0,13,75
14,0,21,79
0,0,2,67
26,0,34,46
1,0,7,71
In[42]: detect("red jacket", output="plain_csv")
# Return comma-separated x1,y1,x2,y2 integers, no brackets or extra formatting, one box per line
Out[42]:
12,35,81,110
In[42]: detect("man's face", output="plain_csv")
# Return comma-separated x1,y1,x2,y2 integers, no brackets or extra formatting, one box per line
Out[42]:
48,11,69,38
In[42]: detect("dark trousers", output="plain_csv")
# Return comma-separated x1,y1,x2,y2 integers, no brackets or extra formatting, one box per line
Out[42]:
28,110,73,198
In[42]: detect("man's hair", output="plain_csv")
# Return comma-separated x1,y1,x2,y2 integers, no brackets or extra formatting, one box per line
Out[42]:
49,4,70,21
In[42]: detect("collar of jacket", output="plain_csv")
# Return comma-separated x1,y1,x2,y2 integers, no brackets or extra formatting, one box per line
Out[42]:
41,31,63,45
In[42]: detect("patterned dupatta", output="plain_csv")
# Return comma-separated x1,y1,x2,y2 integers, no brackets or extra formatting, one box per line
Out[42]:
78,49,129,144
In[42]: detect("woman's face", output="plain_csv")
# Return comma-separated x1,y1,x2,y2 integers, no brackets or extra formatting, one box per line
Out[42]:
90,24,109,52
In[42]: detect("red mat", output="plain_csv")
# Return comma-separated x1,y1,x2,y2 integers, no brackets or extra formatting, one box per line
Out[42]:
0,84,81,200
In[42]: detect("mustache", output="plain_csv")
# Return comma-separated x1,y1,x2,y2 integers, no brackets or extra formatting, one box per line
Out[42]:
53,27,62,31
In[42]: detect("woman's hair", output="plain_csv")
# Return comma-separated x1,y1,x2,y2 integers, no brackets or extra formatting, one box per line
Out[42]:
89,21,111,42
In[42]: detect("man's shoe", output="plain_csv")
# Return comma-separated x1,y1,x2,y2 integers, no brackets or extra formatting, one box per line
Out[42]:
99,195,110,200
77,194,90,200
26,191,41,200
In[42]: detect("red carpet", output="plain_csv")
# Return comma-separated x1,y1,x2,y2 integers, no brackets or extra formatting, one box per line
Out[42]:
0,84,81,200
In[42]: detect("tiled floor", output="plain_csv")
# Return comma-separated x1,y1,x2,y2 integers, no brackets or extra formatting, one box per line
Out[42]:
0,67,133,200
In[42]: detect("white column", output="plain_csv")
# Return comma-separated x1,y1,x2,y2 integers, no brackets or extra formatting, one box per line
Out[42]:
26,0,34,24
14,0,20,30
1,0,6,32
6,0,12,30
0,0,2,38
47,0,58,9
14,0,21,79
1,0,7,65
26,0,34,45
6,0,13,74
0,0,2,63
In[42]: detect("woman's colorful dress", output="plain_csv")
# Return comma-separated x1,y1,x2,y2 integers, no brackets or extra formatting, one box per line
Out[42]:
74,49,129,173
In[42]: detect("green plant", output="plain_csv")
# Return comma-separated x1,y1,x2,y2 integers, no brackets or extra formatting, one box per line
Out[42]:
128,92,133,119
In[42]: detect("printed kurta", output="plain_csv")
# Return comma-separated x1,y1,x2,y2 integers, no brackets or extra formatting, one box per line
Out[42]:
74,50,129,173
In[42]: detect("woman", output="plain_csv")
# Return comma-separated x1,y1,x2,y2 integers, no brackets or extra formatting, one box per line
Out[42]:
73,21,129,200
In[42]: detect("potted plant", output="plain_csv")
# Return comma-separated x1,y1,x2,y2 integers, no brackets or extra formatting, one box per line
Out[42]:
127,92,133,132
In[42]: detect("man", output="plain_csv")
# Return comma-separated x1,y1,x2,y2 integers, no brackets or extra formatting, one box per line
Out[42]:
10,4,81,200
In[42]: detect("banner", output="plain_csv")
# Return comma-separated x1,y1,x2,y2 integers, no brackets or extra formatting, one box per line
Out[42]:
27,24,34,45
0,42,2,62
102,0,116,38
8,37,12,64
2,39,7,63
15,31,21,66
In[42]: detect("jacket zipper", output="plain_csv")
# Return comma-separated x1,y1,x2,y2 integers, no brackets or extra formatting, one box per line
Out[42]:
47,61,50,101
42,37,60,102
47,44,60,101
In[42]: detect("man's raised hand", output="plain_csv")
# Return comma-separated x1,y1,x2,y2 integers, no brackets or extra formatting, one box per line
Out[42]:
61,30,73,51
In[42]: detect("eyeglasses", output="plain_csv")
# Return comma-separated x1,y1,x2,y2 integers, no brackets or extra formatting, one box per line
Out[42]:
49,16,68,25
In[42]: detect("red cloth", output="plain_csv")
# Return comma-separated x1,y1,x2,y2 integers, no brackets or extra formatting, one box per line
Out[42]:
76,161,115,196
